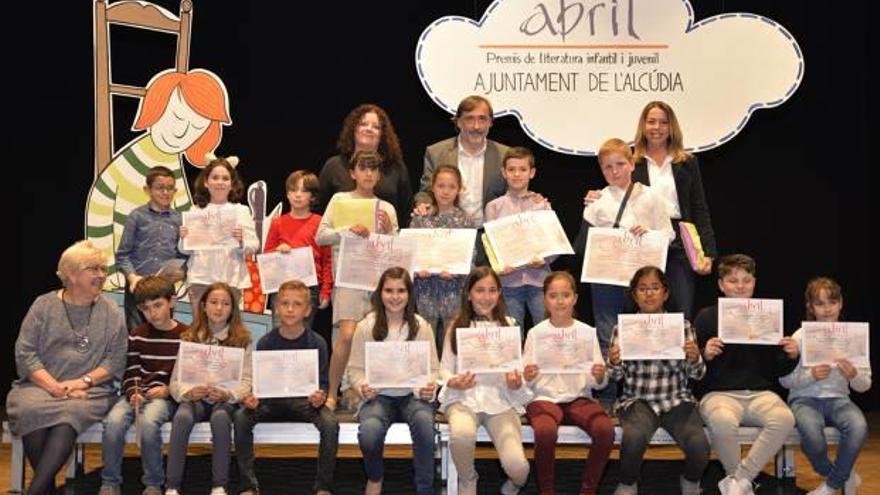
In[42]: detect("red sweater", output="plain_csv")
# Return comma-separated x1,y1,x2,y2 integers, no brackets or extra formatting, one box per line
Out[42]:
264,213,333,301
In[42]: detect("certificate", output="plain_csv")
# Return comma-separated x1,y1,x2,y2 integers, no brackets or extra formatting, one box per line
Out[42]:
718,298,784,344
456,326,523,373
176,341,244,390
182,208,239,251
581,227,670,286
802,322,870,368
365,341,431,388
399,228,477,274
252,349,319,398
331,198,378,231
617,313,685,360
256,248,318,293
335,234,416,291
532,325,595,373
483,210,573,269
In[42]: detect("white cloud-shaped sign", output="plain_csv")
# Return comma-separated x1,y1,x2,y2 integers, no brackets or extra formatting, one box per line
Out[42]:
416,0,802,155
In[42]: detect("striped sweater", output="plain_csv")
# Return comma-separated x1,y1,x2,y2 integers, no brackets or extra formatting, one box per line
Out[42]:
86,133,194,288
122,320,187,399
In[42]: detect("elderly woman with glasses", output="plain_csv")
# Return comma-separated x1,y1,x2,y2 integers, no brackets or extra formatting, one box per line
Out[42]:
6,240,127,495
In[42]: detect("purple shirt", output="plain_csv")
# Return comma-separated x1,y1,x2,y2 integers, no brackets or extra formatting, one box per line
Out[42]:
484,191,555,288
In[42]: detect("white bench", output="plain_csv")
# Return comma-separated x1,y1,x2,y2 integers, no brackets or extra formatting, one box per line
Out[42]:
436,423,843,495
2,419,420,494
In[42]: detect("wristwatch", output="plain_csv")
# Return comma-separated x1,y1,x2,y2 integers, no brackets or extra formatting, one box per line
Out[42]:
81,375,93,388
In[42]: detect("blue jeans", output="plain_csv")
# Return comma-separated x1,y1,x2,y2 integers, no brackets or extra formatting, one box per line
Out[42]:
358,395,435,495
590,283,625,406
503,285,544,335
166,401,237,490
101,395,177,487
790,397,868,489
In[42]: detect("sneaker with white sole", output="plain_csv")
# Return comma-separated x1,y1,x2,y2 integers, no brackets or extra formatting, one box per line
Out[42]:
613,483,638,495
728,476,755,495
209,488,227,495
164,490,180,495
807,482,838,495
844,471,861,494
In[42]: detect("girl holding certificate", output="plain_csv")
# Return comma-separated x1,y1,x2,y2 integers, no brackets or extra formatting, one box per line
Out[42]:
439,267,531,495
411,165,476,353
346,267,439,495
523,271,613,495
780,277,870,495
607,266,708,495
178,155,259,309
165,282,253,495
317,150,399,411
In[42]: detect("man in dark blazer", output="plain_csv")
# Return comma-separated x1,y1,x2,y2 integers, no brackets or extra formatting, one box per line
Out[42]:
416,95,508,226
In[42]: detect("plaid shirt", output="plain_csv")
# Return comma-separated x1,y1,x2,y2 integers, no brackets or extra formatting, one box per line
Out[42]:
607,320,705,414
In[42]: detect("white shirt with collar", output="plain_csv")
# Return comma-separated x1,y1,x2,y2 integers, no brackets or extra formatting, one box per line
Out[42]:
457,140,487,226
646,154,682,219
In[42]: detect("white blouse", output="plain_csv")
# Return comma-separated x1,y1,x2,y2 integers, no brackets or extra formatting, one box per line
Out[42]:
582,182,676,242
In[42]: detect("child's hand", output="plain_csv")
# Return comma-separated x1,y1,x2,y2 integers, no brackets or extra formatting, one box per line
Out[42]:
505,369,523,389
319,297,330,309
145,385,169,400
232,226,243,242
179,226,189,238
695,256,713,275
360,384,378,400
418,383,436,401
207,386,231,403
703,337,724,361
308,389,326,408
447,372,476,390
528,192,549,207
439,271,454,280
276,243,292,253
377,210,393,233
811,364,832,381
129,392,144,408
628,225,648,236
779,337,799,359
501,266,515,275
592,363,606,383
417,270,431,278
609,343,622,365
350,224,370,237
186,385,209,401
583,189,603,206
836,359,859,379
127,274,143,293
412,203,434,217
523,364,539,382
684,339,700,363
528,258,545,268
242,393,260,410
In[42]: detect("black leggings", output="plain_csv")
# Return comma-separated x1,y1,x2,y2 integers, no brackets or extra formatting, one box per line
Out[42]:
22,424,77,495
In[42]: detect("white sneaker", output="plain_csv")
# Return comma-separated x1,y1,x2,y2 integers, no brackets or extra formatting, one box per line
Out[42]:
718,475,733,495
500,479,522,495
807,482,838,495
209,488,227,495
844,471,861,494
613,483,638,495
728,477,755,495
164,490,180,495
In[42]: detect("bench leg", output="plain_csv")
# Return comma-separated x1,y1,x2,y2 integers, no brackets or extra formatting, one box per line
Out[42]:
446,446,458,495
775,445,796,478
10,435,25,493
440,438,448,481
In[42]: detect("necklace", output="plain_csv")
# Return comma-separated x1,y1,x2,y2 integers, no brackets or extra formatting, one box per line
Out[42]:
61,289,94,353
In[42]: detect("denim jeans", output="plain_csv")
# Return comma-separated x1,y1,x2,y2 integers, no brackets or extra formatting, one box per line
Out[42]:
166,401,237,489
101,395,177,487
790,396,868,489
502,285,544,335
358,395,436,495
618,400,709,485
590,283,625,407
234,398,339,493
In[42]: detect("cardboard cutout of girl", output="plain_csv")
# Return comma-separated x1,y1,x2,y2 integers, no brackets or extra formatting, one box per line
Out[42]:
85,68,231,288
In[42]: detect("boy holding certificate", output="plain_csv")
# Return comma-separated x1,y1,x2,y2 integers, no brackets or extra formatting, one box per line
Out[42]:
694,254,799,495
607,266,708,495
99,277,186,495
484,146,554,333
780,277,870,495
233,281,337,495
317,150,399,411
